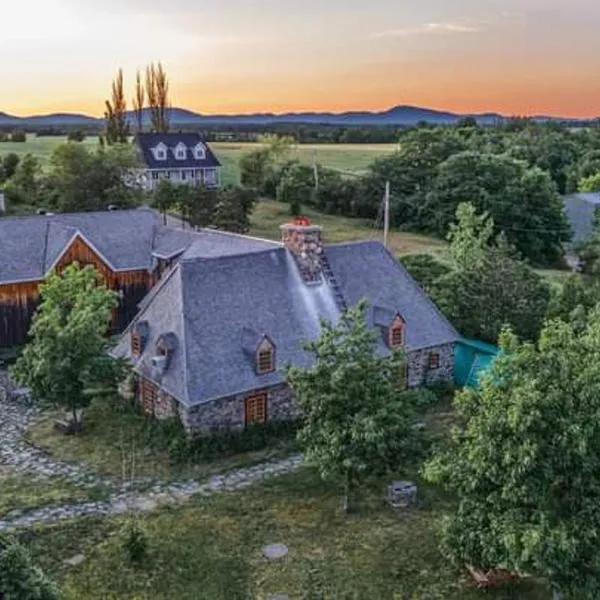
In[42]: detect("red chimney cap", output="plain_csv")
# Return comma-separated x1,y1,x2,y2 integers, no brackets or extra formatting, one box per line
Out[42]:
291,216,312,226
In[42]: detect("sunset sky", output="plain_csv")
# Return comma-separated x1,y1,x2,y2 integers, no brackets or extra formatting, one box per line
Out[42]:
2,0,600,117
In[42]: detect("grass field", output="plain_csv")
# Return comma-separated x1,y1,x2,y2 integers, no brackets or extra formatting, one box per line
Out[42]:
22,467,548,600
0,136,397,185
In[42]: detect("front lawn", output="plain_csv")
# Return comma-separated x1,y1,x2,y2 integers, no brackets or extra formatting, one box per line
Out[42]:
26,399,298,482
23,468,549,599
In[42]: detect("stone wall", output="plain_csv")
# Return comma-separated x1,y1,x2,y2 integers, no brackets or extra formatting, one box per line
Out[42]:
407,343,455,388
179,384,297,434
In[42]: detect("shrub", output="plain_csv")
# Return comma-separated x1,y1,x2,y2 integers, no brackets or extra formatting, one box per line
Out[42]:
167,420,299,463
120,518,149,564
10,130,26,143
0,533,60,600
401,388,438,409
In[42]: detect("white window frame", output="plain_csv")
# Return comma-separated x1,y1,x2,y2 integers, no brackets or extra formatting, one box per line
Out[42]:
153,143,168,161
174,142,187,161
204,168,216,185
193,143,206,160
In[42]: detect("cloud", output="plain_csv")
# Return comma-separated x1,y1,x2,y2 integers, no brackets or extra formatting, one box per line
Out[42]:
370,21,482,39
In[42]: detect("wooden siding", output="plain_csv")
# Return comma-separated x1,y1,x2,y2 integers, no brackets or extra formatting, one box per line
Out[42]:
0,236,157,347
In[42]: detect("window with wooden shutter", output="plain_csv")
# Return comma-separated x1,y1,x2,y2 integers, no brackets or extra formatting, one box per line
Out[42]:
131,332,141,357
245,393,267,425
257,349,274,374
428,352,440,370
141,378,157,415
389,314,405,349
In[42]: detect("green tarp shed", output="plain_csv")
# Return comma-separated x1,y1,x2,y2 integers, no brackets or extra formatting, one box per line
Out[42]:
454,338,499,388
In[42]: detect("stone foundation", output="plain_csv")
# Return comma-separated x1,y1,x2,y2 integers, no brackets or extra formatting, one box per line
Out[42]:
179,384,297,434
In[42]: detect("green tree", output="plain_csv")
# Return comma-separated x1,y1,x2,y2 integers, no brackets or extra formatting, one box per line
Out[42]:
3,153,41,207
42,143,142,212
287,301,415,513
66,130,86,142
546,274,600,325
428,151,571,266
132,69,145,133
2,152,20,180
276,162,314,216
579,173,600,193
12,264,122,429
360,127,468,224
434,204,550,343
0,533,60,600
400,253,450,295
239,147,272,191
104,68,130,145
152,179,180,224
425,313,600,599
211,186,257,233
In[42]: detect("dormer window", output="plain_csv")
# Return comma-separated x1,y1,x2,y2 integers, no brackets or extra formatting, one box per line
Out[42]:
153,143,167,161
131,332,141,357
151,332,178,378
193,143,206,160
256,336,275,374
174,142,187,160
389,314,405,349
131,321,149,357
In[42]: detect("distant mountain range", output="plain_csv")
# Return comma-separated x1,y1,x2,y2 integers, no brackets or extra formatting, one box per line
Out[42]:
0,105,594,128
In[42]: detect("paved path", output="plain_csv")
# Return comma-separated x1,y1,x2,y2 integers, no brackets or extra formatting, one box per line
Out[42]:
0,373,303,531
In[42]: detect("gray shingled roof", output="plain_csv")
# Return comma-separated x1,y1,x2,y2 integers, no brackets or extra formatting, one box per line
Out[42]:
135,133,221,170
115,241,458,406
0,208,279,284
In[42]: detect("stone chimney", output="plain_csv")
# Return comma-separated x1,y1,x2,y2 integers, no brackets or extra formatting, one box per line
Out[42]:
280,217,323,283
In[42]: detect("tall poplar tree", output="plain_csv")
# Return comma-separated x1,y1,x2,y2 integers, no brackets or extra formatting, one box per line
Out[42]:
145,62,170,133
132,69,145,133
104,68,130,144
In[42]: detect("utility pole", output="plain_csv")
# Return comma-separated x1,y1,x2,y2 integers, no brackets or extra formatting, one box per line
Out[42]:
383,180,390,249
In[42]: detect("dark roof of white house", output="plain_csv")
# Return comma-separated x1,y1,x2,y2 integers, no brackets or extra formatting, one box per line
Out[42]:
0,207,278,284
134,133,221,170
114,241,459,406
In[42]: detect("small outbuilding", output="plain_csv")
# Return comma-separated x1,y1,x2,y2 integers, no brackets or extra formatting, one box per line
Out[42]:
454,338,499,388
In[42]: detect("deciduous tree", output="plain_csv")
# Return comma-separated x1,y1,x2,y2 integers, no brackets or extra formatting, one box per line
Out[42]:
287,300,415,513
12,264,125,429
425,312,600,599
145,62,170,133
434,204,550,343
132,69,145,133
104,68,130,144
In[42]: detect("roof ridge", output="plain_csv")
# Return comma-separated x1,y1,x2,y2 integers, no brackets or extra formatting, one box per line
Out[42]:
196,226,282,246
0,206,157,224
180,245,284,266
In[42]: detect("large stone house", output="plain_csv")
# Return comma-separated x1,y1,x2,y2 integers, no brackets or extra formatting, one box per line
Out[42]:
113,219,459,434
134,132,222,191
0,207,274,346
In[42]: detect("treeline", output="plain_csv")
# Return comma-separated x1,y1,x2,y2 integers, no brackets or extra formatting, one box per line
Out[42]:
241,122,600,266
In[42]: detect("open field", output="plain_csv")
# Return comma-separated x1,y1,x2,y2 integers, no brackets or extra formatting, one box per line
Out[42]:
0,136,397,185
249,199,448,257
22,467,548,600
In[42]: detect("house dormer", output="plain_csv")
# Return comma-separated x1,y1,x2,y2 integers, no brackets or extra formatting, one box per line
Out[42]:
151,332,178,379
193,142,206,160
389,313,405,349
372,306,406,350
174,142,187,161
242,328,276,375
152,143,167,161
131,320,149,357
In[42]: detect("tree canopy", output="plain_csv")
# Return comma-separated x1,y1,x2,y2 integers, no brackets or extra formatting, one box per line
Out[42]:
425,311,600,598
12,264,124,428
433,203,551,343
286,300,416,512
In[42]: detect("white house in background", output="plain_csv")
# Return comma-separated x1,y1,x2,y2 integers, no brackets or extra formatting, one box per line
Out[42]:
134,132,222,191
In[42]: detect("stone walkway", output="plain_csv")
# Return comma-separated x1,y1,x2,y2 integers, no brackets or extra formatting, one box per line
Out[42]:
0,372,303,531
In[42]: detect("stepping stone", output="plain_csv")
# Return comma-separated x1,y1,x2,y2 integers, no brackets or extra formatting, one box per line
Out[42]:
64,554,85,567
267,596,290,600
133,497,158,512
263,543,288,560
